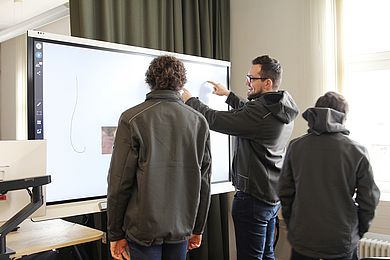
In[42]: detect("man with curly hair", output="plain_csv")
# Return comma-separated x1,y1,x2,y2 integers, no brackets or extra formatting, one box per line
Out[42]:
107,55,212,260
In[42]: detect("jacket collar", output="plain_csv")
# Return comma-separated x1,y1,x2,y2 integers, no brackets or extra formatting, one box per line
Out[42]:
145,90,183,102
247,92,265,101
249,91,299,124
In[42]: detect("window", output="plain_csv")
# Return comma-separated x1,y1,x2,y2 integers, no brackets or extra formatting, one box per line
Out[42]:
340,0,390,198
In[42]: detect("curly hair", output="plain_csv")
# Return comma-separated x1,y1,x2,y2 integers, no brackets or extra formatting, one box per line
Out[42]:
145,55,187,91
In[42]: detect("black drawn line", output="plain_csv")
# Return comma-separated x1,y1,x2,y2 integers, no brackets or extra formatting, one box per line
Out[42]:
70,76,86,153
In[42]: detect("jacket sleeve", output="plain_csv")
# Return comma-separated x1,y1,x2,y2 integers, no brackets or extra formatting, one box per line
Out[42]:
355,152,380,238
192,133,212,234
107,115,139,241
185,96,274,139
225,92,247,109
278,145,295,227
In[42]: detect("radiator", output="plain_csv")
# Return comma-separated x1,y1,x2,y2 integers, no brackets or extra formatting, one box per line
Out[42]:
360,233,390,257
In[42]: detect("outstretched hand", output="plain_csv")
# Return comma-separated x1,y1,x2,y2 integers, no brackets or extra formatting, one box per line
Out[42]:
207,81,230,97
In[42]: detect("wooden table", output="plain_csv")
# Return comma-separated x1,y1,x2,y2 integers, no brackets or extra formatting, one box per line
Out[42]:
1,219,103,259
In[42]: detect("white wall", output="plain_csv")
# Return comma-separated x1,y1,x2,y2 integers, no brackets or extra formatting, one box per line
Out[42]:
0,16,70,139
37,15,70,35
0,37,24,139
230,0,335,138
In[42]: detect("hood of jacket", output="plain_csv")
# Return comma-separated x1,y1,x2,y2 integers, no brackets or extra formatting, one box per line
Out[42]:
250,91,299,124
303,107,350,135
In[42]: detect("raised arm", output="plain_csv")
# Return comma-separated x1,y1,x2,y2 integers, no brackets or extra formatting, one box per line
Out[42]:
207,80,230,97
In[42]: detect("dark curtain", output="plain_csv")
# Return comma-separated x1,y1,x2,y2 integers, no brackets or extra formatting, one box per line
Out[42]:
69,0,230,60
69,1,231,259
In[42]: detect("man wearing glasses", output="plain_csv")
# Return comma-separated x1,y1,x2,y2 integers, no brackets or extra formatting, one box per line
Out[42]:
182,55,299,259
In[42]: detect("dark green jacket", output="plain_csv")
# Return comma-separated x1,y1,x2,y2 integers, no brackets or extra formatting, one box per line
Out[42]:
107,90,211,246
186,90,298,204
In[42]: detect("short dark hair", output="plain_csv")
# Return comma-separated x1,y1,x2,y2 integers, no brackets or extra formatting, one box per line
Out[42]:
315,91,349,115
145,55,187,91
252,55,282,90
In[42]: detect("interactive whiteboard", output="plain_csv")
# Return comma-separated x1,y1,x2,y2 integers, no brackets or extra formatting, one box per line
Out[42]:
27,31,233,218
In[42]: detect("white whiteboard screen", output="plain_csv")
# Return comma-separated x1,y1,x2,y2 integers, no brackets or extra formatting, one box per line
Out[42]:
28,32,231,204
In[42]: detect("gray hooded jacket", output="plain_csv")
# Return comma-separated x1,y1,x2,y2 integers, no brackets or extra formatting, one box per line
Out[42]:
278,107,380,258
187,90,299,204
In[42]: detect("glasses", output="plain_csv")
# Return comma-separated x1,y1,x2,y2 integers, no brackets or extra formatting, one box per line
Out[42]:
246,75,268,82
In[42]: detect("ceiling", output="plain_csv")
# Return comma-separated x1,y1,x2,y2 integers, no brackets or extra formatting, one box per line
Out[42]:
0,0,69,42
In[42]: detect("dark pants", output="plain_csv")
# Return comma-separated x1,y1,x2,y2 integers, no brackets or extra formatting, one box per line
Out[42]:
290,248,359,260
232,191,280,260
127,240,188,260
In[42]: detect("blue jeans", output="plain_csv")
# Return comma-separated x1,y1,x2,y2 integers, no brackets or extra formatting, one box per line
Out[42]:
232,191,280,260
127,240,188,260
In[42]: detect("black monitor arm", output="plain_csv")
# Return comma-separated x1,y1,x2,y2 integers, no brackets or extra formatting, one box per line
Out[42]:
0,175,51,260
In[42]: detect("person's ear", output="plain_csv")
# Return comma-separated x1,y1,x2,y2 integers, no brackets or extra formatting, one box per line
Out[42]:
265,79,273,91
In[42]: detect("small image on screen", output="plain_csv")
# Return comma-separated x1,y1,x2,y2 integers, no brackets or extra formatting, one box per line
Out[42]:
101,126,117,155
